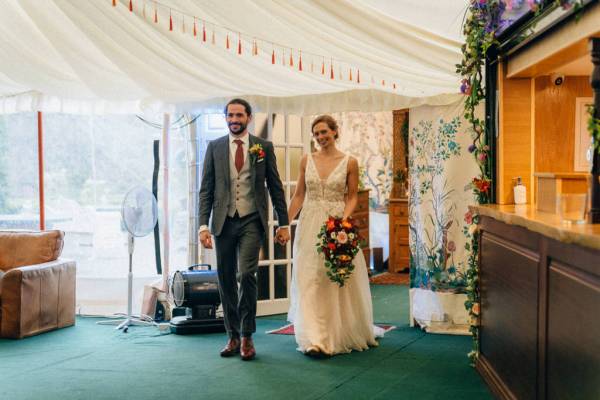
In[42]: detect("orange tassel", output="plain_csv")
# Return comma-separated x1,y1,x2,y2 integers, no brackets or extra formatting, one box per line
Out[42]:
321,59,325,75
349,68,352,81
129,0,132,12
202,22,206,42
252,39,258,55
193,18,197,37
154,6,158,23
298,52,303,71
357,69,360,84
112,0,116,7
382,79,385,86
330,61,334,79
272,49,275,64
393,83,396,89
169,10,173,31
238,35,242,54
289,51,294,67
226,33,230,49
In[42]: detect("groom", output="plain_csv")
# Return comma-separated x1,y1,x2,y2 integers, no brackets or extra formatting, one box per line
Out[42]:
198,98,290,361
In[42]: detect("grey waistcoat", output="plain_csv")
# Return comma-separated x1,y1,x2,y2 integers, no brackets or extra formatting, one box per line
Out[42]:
227,148,257,217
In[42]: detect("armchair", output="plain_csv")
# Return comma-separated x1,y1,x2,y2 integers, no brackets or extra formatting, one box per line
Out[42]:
0,230,76,339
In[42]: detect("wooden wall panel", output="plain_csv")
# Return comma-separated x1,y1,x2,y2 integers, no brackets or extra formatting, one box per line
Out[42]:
535,76,593,174
498,62,534,204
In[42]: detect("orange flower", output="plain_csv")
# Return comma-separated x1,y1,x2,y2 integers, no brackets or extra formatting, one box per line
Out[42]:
472,302,480,316
341,220,353,229
326,219,336,231
338,255,351,262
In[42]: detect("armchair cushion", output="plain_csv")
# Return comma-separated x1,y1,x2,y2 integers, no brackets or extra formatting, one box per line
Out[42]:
0,230,64,272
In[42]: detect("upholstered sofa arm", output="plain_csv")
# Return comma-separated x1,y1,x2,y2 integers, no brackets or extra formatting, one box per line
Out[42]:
1,259,76,339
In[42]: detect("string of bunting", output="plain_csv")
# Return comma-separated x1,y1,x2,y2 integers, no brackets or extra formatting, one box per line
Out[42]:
111,0,411,93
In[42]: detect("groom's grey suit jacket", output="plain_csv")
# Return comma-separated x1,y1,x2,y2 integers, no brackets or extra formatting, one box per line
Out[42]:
198,134,289,236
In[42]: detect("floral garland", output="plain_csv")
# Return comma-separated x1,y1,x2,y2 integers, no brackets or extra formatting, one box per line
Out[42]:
457,0,584,365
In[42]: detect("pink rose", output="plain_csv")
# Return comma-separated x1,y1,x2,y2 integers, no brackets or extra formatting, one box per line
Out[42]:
336,231,348,244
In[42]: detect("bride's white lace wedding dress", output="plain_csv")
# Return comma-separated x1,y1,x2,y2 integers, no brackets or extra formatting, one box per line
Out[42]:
287,153,383,355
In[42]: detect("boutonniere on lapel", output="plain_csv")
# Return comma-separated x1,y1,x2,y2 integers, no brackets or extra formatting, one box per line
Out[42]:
249,143,266,164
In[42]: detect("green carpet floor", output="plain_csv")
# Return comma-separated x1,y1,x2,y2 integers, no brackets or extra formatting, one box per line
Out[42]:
0,285,492,400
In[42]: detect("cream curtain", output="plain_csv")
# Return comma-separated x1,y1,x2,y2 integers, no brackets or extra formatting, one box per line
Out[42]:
0,0,466,115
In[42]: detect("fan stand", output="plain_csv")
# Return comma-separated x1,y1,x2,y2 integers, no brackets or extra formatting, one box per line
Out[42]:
97,234,156,330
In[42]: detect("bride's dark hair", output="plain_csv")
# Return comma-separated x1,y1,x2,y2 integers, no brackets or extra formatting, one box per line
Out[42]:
311,115,339,139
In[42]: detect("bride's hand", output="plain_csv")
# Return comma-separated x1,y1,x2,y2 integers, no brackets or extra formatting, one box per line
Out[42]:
275,227,290,245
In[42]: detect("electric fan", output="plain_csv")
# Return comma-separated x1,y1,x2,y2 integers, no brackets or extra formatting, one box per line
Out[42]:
98,186,158,331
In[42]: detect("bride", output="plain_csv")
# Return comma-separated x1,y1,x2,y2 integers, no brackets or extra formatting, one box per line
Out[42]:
286,115,383,357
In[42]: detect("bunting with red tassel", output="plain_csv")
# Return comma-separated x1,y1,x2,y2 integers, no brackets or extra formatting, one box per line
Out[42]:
110,0,400,92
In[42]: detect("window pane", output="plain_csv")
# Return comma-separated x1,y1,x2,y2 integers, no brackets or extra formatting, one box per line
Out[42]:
272,114,285,144
43,113,174,315
274,264,288,299
0,113,39,230
289,147,302,181
275,146,285,179
288,115,302,143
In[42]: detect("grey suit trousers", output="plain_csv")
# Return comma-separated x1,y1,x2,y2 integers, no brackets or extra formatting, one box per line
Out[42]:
214,211,264,338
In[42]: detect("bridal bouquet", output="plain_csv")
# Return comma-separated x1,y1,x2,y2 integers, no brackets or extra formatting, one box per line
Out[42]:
316,216,361,287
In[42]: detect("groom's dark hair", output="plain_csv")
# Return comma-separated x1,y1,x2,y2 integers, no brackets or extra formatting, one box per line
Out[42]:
224,98,252,116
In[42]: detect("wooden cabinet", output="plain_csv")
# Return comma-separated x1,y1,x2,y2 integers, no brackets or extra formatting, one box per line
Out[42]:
477,214,600,399
389,198,409,272
355,189,370,268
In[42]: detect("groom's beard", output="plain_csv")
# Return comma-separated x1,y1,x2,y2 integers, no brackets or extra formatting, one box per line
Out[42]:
228,122,247,136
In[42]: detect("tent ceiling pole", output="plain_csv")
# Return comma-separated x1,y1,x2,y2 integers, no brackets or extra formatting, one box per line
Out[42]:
37,111,45,230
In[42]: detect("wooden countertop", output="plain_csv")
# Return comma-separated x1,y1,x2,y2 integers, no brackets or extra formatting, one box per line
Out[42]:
470,204,600,251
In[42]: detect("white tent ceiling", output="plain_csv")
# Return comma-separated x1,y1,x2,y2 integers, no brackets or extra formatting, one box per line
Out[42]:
0,0,467,115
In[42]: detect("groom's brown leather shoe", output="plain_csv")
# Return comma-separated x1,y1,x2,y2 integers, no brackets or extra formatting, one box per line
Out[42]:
220,338,240,357
240,337,256,361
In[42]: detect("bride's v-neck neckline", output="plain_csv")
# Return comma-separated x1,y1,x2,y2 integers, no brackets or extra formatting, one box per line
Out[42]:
310,153,347,182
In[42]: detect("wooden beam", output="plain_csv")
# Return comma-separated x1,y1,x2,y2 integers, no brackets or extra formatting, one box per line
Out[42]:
507,3,600,78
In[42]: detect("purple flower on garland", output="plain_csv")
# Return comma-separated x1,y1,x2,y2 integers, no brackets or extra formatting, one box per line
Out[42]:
559,0,574,9
461,79,471,95
468,144,477,153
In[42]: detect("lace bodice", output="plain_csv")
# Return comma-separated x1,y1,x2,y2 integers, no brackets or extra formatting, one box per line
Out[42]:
304,153,348,214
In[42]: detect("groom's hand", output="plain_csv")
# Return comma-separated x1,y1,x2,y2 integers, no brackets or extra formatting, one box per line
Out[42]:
199,230,213,249
275,227,290,245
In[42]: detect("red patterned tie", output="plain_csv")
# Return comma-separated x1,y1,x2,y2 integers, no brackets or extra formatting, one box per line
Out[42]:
234,139,244,173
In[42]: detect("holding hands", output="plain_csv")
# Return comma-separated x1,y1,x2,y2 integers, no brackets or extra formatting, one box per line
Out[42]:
275,227,290,246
